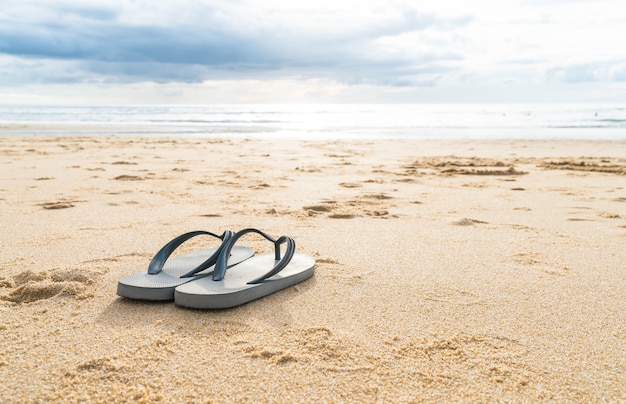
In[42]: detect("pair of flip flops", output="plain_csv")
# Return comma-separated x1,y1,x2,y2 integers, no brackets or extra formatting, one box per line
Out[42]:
117,228,315,309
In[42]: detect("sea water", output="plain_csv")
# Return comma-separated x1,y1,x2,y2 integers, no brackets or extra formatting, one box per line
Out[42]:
0,104,625,140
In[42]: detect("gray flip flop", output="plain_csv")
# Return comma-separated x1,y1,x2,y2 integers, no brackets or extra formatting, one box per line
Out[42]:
117,230,254,301
174,228,315,309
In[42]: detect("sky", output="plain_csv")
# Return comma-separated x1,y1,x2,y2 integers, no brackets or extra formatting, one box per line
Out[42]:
1,0,625,104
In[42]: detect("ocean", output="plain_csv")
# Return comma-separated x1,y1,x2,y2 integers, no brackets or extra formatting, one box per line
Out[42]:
0,104,625,140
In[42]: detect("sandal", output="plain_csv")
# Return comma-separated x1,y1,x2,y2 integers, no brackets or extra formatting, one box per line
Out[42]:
117,230,254,301
174,228,315,309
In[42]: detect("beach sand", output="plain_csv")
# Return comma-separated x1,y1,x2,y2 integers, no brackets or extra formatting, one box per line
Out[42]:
1,135,625,402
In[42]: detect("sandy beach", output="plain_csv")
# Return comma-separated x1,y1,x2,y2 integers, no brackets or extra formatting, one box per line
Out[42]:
1,135,625,402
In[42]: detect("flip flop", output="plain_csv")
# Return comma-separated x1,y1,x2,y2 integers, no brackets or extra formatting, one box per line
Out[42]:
174,228,315,309
117,230,254,301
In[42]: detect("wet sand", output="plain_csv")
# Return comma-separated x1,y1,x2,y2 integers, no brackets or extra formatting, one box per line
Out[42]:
1,135,625,402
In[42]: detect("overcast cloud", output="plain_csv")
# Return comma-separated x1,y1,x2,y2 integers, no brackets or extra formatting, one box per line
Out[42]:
1,0,625,103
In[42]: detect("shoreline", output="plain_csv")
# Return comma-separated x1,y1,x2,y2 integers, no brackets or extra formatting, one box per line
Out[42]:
3,126,626,141
1,135,625,402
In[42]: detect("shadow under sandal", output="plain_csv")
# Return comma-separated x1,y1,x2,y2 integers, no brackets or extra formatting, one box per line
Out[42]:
117,230,254,301
174,228,315,309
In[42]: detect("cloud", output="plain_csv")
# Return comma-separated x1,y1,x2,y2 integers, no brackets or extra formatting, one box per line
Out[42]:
2,0,625,103
1,14,259,64
548,63,626,83
0,1,469,87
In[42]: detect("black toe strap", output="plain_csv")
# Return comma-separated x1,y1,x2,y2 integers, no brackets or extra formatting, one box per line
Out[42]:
147,230,233,278
213,228,295,284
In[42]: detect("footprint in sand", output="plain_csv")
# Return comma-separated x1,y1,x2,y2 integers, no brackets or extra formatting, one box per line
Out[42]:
451,218,488,226
514,252,572,276
539,158,626,175
303,203,334,216
361,193,393,200
391,333,534,387
302,201,389,219
328,213,357,219
424,286,484,306
339,182,362,188
63,356,164,402
598,212,622,219
303,199,392,219
1,268,102,303
250,182,271,190
240,327,373,371
303,201,353,219
404,157,527,177
316,257,372,283
40,201,76,210
112,175,145,181
39,198,86,210
110,161,138,166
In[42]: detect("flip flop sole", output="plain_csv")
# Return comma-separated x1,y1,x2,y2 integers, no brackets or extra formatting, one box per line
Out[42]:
174,253,315,309
117,246,254,301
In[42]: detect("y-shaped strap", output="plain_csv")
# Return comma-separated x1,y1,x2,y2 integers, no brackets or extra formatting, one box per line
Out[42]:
147,230,233,278
213,228,295,284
